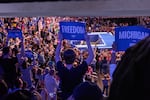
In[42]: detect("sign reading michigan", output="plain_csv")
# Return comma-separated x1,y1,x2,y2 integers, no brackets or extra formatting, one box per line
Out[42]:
59,21,86,40
115,26,150,51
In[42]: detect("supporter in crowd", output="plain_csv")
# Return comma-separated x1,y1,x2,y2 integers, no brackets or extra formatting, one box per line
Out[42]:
95,49,101,73
43,67,50,79
55,33,94,99
35,68,44,89
0,46,18,89
100,56,108,75
109,42,116,80
102,73,110,97
39,82,48,100
44,69,58,100
20,57,36,89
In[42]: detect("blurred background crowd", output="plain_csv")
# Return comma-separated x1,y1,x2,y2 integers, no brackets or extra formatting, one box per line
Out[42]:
0,16,149,100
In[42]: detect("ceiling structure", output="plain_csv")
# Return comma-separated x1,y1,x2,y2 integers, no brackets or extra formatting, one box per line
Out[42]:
0,0,150,17
0,0,85,3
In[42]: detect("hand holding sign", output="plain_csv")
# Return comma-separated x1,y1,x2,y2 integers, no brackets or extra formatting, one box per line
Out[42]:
58,32,63,42
112,41,117,51
84,33,90,41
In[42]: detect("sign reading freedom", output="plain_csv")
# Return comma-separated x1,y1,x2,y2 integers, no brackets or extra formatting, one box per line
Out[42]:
115,26,150,51
7,28,23,38
59,21,86,40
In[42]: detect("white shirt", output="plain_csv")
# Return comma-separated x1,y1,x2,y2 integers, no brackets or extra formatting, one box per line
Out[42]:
44,74,58,94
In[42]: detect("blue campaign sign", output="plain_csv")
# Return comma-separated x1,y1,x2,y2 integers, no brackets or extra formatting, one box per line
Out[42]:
115,26,150,51
7,28,23,38
25,50,34,60
59,21,86,40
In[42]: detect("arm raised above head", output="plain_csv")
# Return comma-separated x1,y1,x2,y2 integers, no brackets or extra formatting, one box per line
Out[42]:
20,36,25,57
55,33,63,63
84,34,94,65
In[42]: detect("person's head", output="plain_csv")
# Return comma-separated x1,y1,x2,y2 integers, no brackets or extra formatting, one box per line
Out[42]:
68,81,103,100
12,47,18,56
63,48,76,64
37,68,43,75
2,46,12,56
73,61,78,68
108,36,150,100
45,67,50,74
103,56,107,60
49,69,55,76
104,74,108,79
82,50,88,59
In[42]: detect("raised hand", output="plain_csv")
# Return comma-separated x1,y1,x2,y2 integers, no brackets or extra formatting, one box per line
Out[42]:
55,33,63,63
58,33,63,42
84,33,94,65
84,33,90,41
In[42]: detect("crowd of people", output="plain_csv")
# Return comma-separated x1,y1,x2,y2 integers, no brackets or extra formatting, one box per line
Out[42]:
0,16,149,100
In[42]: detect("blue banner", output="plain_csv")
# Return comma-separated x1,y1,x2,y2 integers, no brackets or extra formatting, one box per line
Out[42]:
7,28,23,38
59,21,86,40
115,26,150,51
25,50,34,60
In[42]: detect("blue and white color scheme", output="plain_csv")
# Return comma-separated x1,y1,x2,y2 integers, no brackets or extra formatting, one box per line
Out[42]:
59,21,86,40
115,26,150,51
25,50,34,60
7,28,23,38
74,32,115,49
